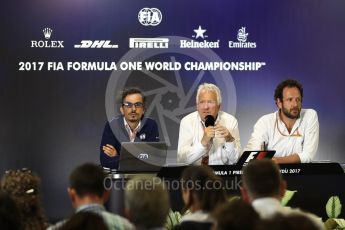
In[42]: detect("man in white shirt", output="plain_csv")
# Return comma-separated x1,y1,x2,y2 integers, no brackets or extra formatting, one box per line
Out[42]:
177,83,241,165
241,160,324,230
246,79,319,163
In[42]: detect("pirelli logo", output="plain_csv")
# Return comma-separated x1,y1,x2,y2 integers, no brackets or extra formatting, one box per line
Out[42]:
129,38,169,48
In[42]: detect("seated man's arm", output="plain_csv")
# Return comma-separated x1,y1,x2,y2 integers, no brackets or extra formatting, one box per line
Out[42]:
272,154,301,164
291,109,319,163
100,122,120,169
215,119,241,164
177,117,207,164
231,120,242,155
273,110,319,164
226,119,242,164
245,117,269,151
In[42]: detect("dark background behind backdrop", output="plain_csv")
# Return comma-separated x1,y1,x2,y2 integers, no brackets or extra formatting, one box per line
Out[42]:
1,0,345,221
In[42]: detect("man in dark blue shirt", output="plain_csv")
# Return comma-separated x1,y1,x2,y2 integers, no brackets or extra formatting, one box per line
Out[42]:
100,88,160,169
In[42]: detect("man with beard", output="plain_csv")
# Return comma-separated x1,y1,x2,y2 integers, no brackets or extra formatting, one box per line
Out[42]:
246,79,319,163
100,88,160,169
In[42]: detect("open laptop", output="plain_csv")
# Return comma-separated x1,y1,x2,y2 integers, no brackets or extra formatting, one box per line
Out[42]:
236,150,276,166
118,142,168,173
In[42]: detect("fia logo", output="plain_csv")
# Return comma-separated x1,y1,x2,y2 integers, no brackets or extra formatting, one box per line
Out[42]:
138,153,149,160
138,8,162,26
237,27,248,42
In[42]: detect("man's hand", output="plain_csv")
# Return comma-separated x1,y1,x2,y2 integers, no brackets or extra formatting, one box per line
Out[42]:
215,124,235,142
272,154,301,164
201,126,215,147
102,144,117,157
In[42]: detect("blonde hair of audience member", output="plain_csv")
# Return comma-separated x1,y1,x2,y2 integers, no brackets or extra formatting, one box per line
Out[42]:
125,175,170,229
181,165,226,213
1,169,49,230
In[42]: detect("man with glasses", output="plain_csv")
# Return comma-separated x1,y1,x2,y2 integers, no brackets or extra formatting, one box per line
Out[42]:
246,79,319,163
100,88,160,169
177,83,241,165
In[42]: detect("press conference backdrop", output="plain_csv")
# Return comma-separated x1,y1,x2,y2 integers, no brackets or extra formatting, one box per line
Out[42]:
1,0,345,220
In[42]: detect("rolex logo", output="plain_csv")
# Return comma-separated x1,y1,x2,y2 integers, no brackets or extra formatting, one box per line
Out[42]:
43,28,52,39
31,28,64,48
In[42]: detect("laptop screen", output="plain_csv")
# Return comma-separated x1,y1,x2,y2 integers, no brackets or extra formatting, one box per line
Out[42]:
118,142,168,173
236,150,276,166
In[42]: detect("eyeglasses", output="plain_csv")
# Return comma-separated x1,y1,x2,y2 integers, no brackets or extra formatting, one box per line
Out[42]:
275,115,302,137
122,102,144,109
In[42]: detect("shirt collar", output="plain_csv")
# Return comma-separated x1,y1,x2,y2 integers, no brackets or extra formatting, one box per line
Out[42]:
252,197,282,213
276,110,302,135
76,203,105,213
123,117,141,131
252,197,281,207
181,210,213,223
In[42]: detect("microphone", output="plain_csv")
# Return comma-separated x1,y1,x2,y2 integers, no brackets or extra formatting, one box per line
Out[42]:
204,115,215,127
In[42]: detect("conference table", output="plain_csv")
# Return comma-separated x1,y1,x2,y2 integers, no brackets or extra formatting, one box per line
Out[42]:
108,162,345,220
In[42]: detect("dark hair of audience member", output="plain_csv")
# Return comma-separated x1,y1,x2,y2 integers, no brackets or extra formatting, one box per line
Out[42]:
255,213,321,230
212,199,260,230
1,169,49,230
59,212,109,230
0,190,23,230
181,165,226,212
69,163,107,198
242,159,283,199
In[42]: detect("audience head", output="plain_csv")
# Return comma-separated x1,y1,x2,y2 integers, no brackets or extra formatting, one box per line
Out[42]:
59,212,109,230
1,168,48,230
0,190,23,230
68,163,109,208
255,213,321,230
241,159,286,202
212,199,260,230
181,165,226,212
124,175,170,229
